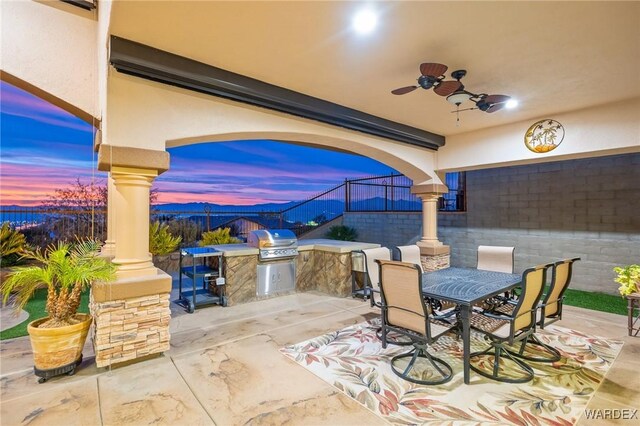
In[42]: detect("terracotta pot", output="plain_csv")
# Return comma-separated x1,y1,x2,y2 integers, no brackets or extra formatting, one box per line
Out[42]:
27,314,92,370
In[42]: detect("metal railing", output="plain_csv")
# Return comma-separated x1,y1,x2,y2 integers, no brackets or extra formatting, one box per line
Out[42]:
0,173,465,246
345,174,421,212
0,207,107,248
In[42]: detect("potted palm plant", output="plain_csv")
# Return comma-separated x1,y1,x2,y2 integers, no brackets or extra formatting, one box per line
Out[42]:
1,240,116,382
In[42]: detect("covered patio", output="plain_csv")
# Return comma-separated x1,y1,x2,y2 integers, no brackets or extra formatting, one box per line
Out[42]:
1,1,639,425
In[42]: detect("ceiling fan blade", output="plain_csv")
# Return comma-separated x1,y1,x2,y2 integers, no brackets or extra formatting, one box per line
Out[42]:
486,102,507,113
434,80,462,96
391,86,418,95
420,62,448,77
484,94,511,104
450,107,478,113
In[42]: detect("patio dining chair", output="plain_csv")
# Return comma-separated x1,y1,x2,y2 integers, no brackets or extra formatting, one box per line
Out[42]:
361,247,391,308
477,245,515,274
506,257,581,362
469,263,551,383
376,259,456,385
477,245,516,306
396,245,424,272
396,244,456,318
362,247,413,346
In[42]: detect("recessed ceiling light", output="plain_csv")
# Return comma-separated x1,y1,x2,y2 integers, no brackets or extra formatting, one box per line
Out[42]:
353,9,377,35
505,99,519,109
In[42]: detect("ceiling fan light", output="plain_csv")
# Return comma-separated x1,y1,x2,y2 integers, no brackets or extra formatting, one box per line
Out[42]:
446,92,472,105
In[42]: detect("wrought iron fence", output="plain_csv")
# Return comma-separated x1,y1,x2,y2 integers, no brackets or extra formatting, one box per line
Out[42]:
0,206,107,248
345,174,421,212
1,173,465,247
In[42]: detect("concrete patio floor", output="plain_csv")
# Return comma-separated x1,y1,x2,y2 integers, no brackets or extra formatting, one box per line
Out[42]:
0,292,638,425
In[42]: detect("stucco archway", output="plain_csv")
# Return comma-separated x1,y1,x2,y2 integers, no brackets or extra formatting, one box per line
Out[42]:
166,131,434,185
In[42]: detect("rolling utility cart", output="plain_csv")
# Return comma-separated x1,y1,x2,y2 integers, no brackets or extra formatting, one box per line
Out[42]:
178,247,227,313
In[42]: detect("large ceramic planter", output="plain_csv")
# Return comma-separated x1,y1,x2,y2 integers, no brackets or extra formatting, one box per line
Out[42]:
27,313,92,382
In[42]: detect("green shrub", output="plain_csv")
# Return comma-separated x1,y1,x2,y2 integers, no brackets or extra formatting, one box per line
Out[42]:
325,225,358,241
1,222,27,267
149,221,182,255
199,228,240,246
166,219,202,247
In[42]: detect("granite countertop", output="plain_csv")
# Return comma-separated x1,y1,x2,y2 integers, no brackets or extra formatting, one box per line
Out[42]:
207,240,380,256
207,244,258,256
297,239,380,253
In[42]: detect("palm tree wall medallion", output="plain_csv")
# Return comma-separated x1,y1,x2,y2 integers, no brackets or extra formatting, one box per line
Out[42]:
524,119,565,153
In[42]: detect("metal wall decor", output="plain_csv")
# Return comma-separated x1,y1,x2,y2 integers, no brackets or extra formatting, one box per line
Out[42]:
524,119,565,153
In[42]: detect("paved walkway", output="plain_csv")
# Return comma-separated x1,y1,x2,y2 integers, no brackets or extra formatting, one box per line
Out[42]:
0,293,637,425
0,306,28,332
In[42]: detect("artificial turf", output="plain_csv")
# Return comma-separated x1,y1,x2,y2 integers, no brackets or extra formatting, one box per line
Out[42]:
0,289,90,340
561,288,627,316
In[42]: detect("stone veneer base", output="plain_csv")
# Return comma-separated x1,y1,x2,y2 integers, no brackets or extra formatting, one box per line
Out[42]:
421,253,450,272
90,292,171,368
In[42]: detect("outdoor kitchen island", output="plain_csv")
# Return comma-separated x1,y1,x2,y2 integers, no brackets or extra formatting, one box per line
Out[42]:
206,238,380,306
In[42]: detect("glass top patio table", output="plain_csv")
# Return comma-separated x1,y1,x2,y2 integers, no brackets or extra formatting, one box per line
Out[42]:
421,267,522,305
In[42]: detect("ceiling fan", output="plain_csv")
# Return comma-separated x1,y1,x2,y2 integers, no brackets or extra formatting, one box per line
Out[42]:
391,63,512,122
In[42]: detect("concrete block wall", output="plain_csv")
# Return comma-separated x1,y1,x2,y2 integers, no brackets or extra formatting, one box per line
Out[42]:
444,153,640,294
344,153,640,294
343,212,422,250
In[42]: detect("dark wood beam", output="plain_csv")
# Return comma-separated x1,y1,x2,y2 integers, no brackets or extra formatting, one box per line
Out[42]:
60,0,96,11
109,36,445,150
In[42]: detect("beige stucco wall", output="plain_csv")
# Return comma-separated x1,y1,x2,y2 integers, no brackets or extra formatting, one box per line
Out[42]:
1,0,98,119
437,97,640,172
97,0,113,136
104,72,442,185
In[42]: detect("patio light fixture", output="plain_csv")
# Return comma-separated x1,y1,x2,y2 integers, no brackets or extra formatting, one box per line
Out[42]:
505,99,519,109
353,9,377,34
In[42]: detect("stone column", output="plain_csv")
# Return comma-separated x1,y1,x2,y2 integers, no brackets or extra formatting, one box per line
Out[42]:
92,146,172,368
411,183,450,272
111,166,157,278
100,173,116,257
418,193,442,249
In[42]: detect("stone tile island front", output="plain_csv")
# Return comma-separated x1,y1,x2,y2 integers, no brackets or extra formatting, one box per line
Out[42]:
207,239,379,306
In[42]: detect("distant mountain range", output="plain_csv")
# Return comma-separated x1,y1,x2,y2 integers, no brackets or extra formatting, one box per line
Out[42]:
152,198,420,223
152,201,298,212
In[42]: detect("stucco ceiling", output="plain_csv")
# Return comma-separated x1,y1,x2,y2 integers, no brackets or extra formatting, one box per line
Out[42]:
109,1,640,137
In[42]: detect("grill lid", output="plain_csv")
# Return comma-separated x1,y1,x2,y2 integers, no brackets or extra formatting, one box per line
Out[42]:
248,229,297,249
248,229,298,261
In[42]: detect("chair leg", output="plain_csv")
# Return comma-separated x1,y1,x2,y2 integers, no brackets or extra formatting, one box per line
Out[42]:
506,334,561,363
493,347,501,377
380,324,387,349
470,342,535,383
376,327,413,347
390,344,453,385
402,348,420,376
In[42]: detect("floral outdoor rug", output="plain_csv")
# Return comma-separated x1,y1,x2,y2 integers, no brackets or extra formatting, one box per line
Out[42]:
280,319,623,425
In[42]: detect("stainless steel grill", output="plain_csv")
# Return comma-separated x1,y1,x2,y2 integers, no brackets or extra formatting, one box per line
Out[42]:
248,229,298,297
247,229,298,261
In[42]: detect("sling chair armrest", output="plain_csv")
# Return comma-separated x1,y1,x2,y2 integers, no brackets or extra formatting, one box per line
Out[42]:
539,295,566,309
431,310,456,321
479,311,514,322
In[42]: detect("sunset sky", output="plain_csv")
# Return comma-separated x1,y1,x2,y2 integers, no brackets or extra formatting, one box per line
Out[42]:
0,81,396,206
